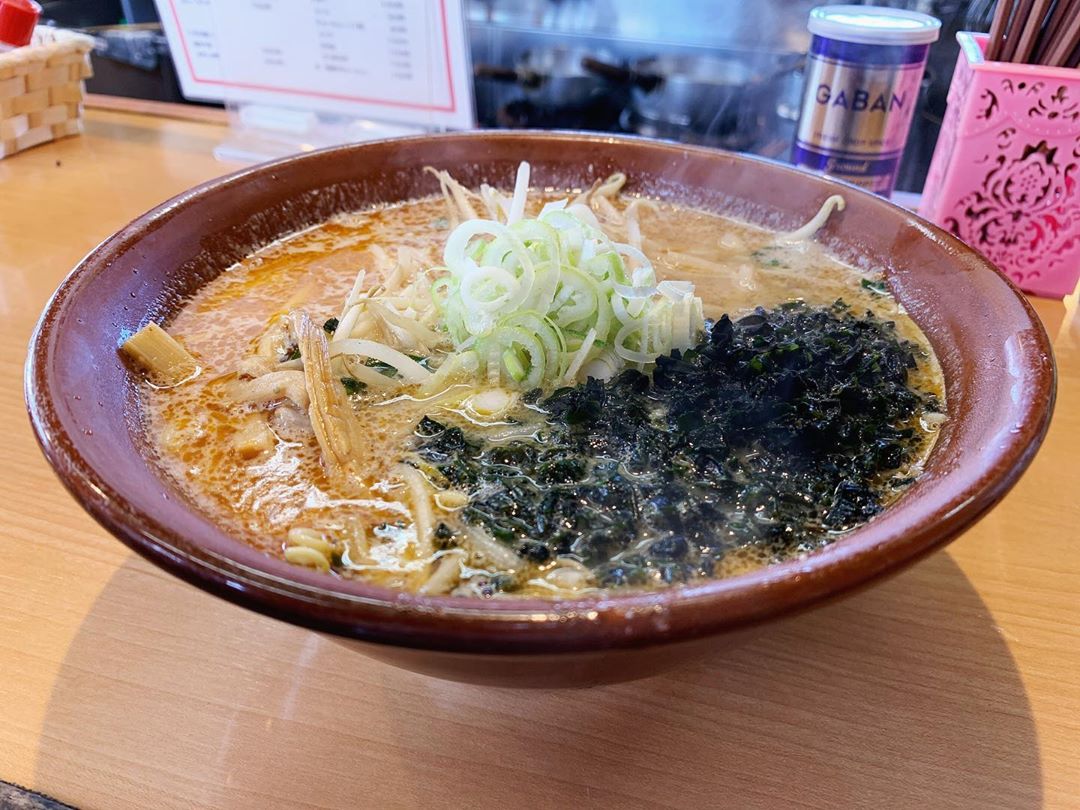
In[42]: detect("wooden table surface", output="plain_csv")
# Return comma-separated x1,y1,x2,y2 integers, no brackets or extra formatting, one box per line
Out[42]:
1,107,1078,810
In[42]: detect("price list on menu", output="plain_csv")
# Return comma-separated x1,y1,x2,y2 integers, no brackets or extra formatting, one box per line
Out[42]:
156,0,474,128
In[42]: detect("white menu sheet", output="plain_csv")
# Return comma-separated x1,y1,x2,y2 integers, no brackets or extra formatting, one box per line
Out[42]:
155,0,474,129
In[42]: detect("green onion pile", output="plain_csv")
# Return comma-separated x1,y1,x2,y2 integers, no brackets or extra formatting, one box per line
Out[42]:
430,163,704,389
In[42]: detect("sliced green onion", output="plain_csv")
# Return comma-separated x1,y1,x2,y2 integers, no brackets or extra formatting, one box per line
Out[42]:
432,162,705,390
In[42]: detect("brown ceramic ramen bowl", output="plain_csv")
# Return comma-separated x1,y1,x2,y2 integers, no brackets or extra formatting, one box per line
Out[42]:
26,132,1055,687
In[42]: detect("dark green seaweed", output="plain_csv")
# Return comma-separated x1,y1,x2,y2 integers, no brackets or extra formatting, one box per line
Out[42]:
411,302,939,590
340,376,365,396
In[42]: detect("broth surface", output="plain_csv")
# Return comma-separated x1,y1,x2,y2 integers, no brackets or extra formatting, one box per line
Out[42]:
146,193,945,596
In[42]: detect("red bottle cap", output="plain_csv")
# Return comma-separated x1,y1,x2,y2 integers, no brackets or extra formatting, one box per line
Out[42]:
0,0,41,49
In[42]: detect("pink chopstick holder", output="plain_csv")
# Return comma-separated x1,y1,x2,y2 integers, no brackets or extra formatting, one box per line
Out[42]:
920,32,1080,298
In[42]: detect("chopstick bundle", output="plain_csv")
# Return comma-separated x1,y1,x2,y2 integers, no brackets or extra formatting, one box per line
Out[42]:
986,0,1080,66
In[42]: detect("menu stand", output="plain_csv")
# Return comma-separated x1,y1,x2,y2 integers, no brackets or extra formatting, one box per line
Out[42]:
213,101,431,163
155,0,474,164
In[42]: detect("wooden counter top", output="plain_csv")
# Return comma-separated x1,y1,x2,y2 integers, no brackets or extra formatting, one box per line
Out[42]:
1,107,1078,810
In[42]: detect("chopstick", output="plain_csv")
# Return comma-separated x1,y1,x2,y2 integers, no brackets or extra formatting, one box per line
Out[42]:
985,0,1016,60
985,0,1080,66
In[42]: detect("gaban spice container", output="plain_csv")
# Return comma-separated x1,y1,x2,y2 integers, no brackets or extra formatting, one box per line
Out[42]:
792,5,940,195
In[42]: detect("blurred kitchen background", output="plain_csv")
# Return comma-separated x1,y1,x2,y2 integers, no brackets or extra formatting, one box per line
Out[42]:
45,0,996,192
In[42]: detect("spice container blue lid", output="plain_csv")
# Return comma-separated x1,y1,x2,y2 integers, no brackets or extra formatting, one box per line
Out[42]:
808,5,941,46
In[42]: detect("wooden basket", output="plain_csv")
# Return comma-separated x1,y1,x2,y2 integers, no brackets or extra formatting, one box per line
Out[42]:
0,27,93,159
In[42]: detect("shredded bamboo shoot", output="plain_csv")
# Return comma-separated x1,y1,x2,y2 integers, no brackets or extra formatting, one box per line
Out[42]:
293,311,359,476
120,322,199,385
402,465,435,558
419,550,464,595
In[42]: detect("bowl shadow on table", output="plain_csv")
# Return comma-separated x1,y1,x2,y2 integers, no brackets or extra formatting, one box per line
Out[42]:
34,551,1040,810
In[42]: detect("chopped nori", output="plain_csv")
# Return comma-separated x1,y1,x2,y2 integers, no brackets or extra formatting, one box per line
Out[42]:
365,358,398,377
861,277,889,296
340,376,365,396
323,317,340,334
433,522,457,550
411,302,933,585
416,416,446,437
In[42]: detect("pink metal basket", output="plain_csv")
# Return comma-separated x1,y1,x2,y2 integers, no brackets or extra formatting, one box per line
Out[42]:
920,32,1080,299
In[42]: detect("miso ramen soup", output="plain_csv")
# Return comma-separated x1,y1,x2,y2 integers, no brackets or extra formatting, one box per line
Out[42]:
124,165,946,599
